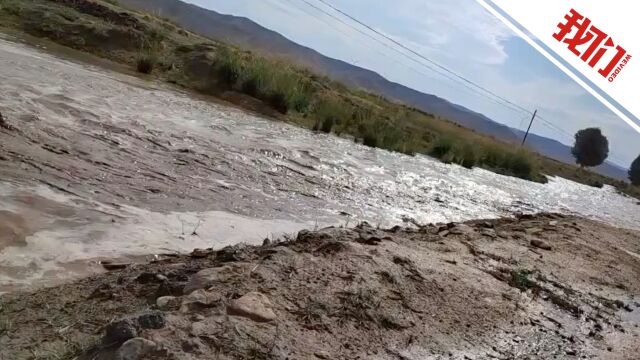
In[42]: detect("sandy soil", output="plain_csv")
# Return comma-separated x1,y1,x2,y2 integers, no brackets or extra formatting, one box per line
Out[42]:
1,213,639,359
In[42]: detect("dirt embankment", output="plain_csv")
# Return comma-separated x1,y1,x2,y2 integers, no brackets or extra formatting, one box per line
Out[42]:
1,213,639,359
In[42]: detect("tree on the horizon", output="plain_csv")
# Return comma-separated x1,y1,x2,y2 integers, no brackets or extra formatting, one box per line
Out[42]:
571,128,609,168
629,155,640,185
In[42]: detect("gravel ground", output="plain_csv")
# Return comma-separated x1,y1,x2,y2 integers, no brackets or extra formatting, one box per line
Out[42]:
1,213,639,359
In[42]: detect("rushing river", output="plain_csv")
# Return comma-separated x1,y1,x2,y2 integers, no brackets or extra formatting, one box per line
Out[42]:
0,35,638,292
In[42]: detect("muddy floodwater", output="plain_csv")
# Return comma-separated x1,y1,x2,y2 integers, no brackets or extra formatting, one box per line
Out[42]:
0,35,638,292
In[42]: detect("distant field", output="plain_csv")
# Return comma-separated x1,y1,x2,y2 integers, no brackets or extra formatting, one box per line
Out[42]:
0,0,637,198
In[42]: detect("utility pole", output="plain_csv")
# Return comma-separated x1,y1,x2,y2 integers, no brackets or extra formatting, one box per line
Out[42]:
521,109,537,146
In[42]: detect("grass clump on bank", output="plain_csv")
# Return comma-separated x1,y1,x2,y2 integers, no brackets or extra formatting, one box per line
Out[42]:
209,48,314,114
510,269,535,291
135,51,155,73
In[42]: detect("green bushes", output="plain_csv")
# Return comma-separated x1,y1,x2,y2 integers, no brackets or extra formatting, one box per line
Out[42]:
0,0,23,16
511,269,535,291
212,47,241,88
320,117,335,133
429,137,454,159
502,151,534,179
362,133,378,148
136,52,156,74
426,135,537,180
208,50,314,114
459,145,476,169
135,25,166,74
311,97,350,133
184,44,537,181
589,180,604,188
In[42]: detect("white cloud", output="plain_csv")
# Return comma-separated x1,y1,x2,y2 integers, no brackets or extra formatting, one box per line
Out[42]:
378,0,513,66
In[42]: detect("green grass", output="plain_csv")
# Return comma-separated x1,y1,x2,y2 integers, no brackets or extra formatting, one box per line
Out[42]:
511,269,535,291
135,51,155,73
210,50,315,114
1,0,638,196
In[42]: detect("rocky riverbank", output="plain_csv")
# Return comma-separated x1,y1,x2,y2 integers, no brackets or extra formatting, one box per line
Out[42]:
1,213,639,359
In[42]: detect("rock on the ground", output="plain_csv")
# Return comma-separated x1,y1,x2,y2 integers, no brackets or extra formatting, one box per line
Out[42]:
101,261,130,271
135,272,166,284
181,289,220,312
181,338,205,354
115,337,157,360
449,224,474,235
480,228,497,238
315,351,332,359
155,280,184,298
227,291,276,322
190,248,213,258
156,296,180,310
530,238,552,250
136,311,166,329
191,314,205,322
88,283,114,300
105,319,138,344
0,111,11,130
480,221,494,228
525,227,544,235
183,264,248,294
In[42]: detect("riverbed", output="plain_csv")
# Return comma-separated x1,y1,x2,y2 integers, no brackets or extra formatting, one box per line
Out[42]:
0,35,638,292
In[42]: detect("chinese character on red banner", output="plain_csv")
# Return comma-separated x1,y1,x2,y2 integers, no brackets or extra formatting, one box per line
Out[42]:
553,9,632,82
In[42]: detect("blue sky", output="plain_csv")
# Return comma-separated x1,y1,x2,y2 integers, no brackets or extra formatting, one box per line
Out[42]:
186,0,638,167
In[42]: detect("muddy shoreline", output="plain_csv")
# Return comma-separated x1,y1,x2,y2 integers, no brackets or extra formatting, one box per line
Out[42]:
1,213,639,359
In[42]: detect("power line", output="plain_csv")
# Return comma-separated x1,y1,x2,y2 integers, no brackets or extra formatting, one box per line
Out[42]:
292,0,527,115
292,1,572,142
283,0,627,166
536,115,576,139
315,0,532,115
275,0,440,80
